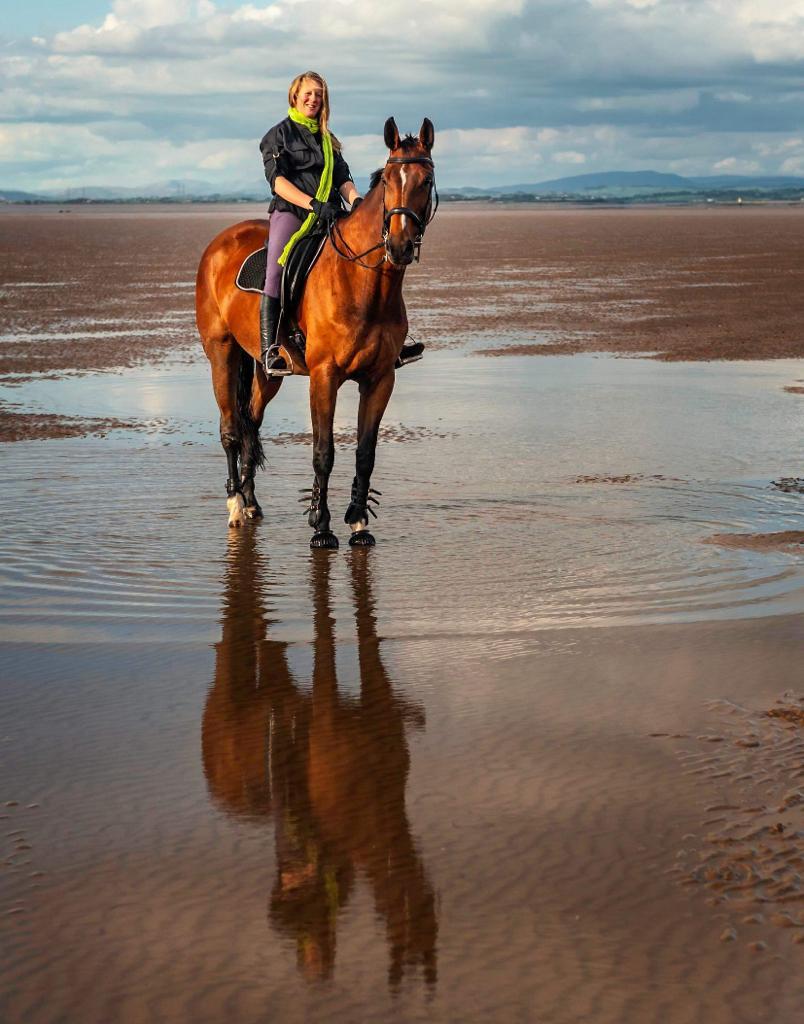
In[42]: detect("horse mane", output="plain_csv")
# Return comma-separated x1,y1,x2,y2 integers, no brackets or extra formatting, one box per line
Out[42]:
368,135,421,192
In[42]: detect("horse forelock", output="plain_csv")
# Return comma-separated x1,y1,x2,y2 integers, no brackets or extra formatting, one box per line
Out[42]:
369,136,431,192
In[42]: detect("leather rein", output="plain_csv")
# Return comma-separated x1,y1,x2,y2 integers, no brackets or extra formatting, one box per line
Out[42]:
329,155,439,270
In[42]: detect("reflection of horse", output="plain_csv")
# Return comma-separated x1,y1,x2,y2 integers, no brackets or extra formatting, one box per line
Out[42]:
201,535,437,987
196,118,436,547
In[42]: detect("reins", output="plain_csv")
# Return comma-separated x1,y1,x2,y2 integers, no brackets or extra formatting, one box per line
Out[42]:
329,154,438,271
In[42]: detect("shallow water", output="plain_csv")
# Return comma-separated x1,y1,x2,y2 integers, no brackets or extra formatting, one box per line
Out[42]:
0,351,801,641
1,550,802,1023
1,207,803,1023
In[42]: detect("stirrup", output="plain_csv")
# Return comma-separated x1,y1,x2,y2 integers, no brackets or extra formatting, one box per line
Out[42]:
395,341,425,369
261,347,292,378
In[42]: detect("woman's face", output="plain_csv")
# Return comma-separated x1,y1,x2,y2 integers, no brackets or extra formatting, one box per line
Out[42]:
294,79,324,119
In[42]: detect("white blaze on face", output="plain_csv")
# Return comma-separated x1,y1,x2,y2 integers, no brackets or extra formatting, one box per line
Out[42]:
399,167,407,230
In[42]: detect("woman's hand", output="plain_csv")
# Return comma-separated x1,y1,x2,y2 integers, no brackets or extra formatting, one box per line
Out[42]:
311,198,342,227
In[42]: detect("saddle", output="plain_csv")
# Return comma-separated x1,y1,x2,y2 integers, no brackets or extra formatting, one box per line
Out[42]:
235,228,328,375
235,229,327,321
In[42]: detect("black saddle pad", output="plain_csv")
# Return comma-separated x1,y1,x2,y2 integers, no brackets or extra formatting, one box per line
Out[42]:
235,247,267,293
235,227,328,323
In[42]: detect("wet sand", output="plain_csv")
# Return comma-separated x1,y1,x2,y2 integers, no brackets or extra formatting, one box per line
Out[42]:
1,204,803,1023
0,406,163,442
705,531,804,552
1,203,804,396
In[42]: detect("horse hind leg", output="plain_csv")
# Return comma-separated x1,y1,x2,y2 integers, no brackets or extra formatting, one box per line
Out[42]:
208,334,251,527
238,359,281,520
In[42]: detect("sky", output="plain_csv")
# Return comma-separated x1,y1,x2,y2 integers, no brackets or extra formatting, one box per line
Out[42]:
1,0,804,191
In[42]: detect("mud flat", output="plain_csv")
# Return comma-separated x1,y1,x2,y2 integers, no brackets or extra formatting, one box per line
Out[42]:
1,203,804,392
705,530,804,552
0,204,803,1022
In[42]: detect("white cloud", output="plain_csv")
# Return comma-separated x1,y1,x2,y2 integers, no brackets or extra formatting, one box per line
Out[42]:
712,156,761,173
576,90,700,114
51,0,525,55
780,154,804,174
2,1,804,189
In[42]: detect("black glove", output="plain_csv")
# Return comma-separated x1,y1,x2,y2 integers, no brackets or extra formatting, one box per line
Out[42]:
350,196,364,212
310,199,341,227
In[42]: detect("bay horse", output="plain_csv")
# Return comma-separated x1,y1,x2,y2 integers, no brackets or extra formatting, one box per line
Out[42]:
196,117,436,548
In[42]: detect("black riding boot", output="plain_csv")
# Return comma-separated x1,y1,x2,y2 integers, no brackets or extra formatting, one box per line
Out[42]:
395,340,425,368
260,294,291,377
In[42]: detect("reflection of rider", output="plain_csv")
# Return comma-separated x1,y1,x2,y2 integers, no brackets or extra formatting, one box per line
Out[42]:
201,535,437,987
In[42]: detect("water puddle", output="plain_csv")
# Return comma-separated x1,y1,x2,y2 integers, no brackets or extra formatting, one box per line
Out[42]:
0,353,801,641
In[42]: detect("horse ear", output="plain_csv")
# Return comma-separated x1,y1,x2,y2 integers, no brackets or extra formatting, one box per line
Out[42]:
419,117,434,151
384,117,400,151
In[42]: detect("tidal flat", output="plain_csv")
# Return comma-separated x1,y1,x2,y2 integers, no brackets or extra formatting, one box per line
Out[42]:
0,204,802,1023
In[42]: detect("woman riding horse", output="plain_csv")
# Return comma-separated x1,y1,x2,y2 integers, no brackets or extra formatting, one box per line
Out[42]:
259,71,422,375
196,107,436,545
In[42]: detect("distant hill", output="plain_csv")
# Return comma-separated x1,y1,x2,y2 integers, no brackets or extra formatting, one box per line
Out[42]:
35,178,266,201
498,171,694,194
3,170,804,204
686,175,804,190
0,189,46,202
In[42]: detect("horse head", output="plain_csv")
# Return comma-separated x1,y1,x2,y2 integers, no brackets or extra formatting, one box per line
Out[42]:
381,117,437,266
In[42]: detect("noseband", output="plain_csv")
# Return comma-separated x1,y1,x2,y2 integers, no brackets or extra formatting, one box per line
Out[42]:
330,155,439,270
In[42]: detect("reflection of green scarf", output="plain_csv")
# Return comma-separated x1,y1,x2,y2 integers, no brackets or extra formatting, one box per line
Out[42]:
278,106,334,266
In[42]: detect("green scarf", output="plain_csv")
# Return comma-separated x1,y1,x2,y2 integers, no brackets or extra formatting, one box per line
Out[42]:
278,106,334,266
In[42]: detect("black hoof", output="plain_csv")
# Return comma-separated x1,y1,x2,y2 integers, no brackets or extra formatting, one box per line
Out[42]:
310,531,339,550
349,531,375,547
244,503,263,520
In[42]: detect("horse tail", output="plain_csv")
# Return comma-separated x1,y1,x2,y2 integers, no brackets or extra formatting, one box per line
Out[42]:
236,349,265,471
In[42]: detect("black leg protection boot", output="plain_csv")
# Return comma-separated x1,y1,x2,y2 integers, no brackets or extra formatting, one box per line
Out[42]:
260,294,291,377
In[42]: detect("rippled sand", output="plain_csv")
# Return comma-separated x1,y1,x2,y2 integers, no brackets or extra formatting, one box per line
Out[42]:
1,205,803,1023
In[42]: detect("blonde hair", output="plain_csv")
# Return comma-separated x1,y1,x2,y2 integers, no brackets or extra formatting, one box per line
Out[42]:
288,71,341,151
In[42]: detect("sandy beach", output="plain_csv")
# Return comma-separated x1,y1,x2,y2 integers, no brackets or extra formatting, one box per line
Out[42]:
1,204,802,1023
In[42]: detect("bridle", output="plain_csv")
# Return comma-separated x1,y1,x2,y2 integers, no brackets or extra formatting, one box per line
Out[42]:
329,155,439,270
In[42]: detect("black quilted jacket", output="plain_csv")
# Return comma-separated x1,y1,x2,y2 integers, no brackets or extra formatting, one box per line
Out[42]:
259,117,353,219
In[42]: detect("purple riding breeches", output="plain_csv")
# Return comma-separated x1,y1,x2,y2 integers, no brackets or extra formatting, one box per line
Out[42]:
263,210,302,298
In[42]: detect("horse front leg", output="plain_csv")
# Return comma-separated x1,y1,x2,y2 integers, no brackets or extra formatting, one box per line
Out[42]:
345,371,395,547
307,365,340,550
